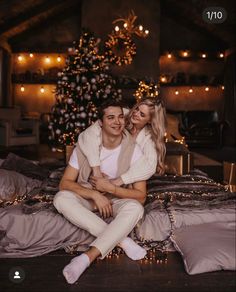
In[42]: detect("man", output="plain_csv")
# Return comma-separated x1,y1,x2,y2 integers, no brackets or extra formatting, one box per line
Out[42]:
53,99,147,284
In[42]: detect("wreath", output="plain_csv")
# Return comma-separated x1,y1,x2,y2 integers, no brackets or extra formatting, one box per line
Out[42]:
105,33,136,66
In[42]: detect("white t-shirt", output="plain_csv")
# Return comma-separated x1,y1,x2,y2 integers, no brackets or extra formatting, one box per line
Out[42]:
69,143,142,179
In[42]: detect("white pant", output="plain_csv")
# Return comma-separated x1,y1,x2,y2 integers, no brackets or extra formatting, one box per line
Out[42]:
53,190,144,258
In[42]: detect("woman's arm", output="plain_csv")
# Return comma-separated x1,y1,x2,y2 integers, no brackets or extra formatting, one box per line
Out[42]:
78,120,103,177
89,176,146,204
115,137,157,185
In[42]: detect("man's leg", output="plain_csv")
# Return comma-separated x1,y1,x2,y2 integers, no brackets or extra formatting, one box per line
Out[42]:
90,198,146,259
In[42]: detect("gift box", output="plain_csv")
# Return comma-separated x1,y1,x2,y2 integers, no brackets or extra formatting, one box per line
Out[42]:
165,152,193,175
223,162,236,192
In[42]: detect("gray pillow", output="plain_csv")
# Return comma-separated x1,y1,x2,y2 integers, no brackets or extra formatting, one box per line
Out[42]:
0,153,49,180
170,222,236,275
0,169,42,202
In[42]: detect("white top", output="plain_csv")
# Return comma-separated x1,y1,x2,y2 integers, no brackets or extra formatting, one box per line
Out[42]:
78,121,157,184
69,143,142,179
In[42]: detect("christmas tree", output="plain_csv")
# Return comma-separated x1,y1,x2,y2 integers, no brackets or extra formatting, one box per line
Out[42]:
48,30,122,150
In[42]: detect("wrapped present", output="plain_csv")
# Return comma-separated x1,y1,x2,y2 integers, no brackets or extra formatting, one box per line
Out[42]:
223,162,236,192
165,152,193,175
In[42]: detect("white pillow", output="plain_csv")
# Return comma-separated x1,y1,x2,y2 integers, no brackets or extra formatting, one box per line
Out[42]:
0,169,42,202
171,222,236,275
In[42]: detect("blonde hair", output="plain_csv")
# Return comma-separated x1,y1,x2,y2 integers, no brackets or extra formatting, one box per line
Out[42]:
126,98,167,175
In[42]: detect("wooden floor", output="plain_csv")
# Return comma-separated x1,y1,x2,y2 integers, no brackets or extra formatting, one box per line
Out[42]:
0,144,236,292
0,252,235,292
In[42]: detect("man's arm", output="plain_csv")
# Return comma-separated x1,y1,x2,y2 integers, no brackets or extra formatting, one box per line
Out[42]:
59,165,113,218
89,176,147,205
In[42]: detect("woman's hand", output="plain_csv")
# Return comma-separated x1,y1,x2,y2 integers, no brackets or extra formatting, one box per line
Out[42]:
90,176,114,193
92,190,113,218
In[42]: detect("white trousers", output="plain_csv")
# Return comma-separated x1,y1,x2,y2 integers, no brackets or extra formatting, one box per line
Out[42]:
53,190,144,258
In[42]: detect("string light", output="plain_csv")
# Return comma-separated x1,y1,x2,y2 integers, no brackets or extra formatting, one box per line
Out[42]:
144,30,149,35
57,56,62,62
182,51,189,57
167,53,172,59
219,53,224,58
20,85,25,92
45,56,51,63
201,53,207,58
160,76,167,83
221,85,225,90
17,55,23,62
189,88,193,93
29,53,34,58
175,90,179,95
40,86,45,93
205,87,209,91
134,81,159,101
123,23,128,28
139,25,143,31
114,26,120,32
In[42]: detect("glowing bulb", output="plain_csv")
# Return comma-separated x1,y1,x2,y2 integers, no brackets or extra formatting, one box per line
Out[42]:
139,25,143,31
205,87,209,91
45,56,50,63
115,26,119,32
20,85,25,92
189,88,193,93
57,56,61,62
40,86,45,93
144,30,149,35
167,53,172,58
175,90,179,95
161,76,167,83
18,55,23,61
183,51,188,57
221,85,225,90
219,53,224,58
202,53,207,58
123,23,128,28
29,53,34,58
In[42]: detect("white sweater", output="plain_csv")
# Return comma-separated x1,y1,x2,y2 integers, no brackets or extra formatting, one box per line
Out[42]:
78,121,157,184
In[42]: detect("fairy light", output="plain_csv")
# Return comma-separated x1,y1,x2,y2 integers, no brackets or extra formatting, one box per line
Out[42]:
221,85,225,90
40,86,45,93
139,25,143,31
45,56,51,63
219,53,224,58
18,55,23,62
29,53,34,58
175,90,179,95
144,30,149,35
160,76,167,83
114,26,119,32
183,51,188,57
20,85,25,92
189,88,193,93
205,87,209,91
201,53,207,58
167,53,172,59
123,23,128,28
57,56,62,62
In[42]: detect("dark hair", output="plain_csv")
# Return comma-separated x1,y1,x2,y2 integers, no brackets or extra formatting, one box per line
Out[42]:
97,99,124,120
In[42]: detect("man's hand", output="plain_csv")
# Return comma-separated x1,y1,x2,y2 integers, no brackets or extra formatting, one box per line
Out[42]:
92,190,113,218
90,176,114,193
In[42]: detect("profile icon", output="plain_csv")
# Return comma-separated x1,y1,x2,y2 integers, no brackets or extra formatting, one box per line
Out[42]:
14,271,21,279
9,266,25,283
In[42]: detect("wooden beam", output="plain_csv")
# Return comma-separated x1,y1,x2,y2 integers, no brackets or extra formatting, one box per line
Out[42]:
0,0,78,39
9,0,82,52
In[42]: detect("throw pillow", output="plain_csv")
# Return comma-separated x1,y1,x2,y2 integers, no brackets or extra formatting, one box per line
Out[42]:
0,153,49,180
171,222,236,275
0,169,42,202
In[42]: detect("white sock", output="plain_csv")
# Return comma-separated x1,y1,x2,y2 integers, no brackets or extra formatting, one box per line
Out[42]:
63,253,90,284
120,237,147,260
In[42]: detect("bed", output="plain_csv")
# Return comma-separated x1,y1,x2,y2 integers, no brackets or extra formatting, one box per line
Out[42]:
0,153,235,275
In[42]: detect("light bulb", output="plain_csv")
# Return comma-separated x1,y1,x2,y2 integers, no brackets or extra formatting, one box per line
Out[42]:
205,87,209,91
221,85,225,90
18,55,23,61
175,90,179,95
57,56,61,62
115,26,119,32
183,51,188,57
202,53,207,58
139,25,143,31
189,88,193,93
219,53,224,58
20,85,25,92
45,56,50,63
144,30,149,35
123,23,127,28
40,86,45,93
29,53,34,58
167,53,172,59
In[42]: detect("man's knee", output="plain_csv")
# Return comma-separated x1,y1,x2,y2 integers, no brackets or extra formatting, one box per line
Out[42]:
53,190,72,212
124,199,144,220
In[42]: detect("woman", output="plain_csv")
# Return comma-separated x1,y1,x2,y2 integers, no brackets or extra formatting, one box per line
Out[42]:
78,98,166,188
